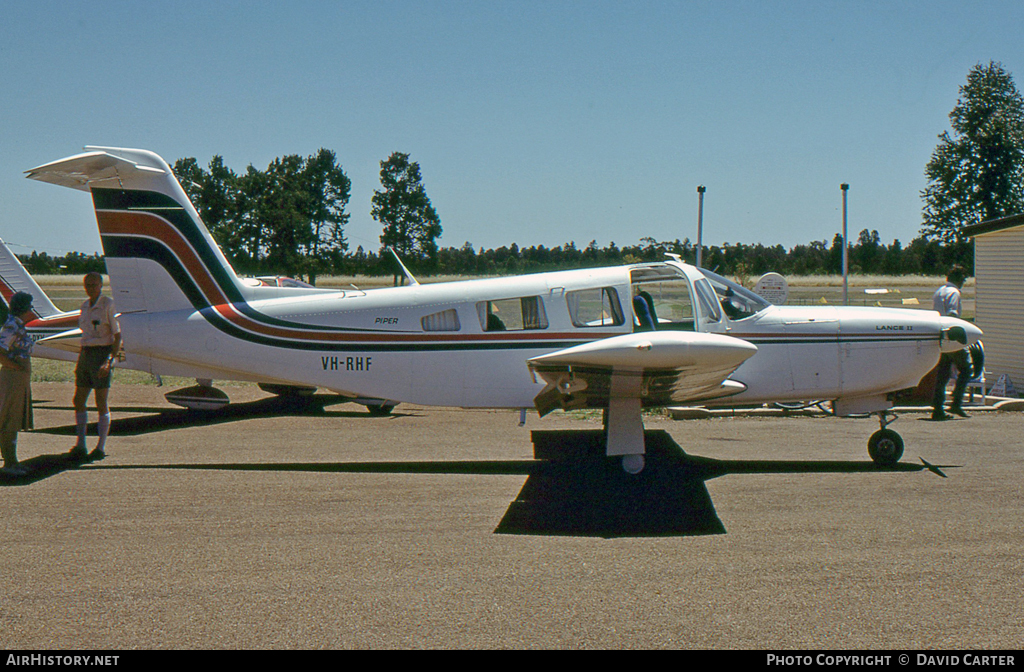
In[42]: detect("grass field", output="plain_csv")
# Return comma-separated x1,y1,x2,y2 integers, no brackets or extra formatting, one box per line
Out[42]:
785,274,973,316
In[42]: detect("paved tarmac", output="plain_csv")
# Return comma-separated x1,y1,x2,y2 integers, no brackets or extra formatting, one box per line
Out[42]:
2,382,1021,649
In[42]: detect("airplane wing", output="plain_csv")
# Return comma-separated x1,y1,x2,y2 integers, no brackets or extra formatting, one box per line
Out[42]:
528,331,757,416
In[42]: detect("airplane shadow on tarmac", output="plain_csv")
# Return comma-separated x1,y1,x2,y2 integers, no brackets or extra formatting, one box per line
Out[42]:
5,417,949,537
1,394,414,487
32,393,414,437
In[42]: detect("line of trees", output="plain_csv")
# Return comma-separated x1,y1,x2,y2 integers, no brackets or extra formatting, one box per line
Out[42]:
167,147,973,279
333,232,964,278
15,231,967,279
17,60,1022,282
17,250,105,275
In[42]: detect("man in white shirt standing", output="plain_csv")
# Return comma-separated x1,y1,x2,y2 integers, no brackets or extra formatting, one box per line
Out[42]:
69,272,121,460
931,266,972,420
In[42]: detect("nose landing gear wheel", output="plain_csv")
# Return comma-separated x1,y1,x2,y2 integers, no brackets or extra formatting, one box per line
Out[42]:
868,428,904,466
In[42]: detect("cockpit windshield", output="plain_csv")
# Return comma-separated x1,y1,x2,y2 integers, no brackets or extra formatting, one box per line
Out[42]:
698,269,772,320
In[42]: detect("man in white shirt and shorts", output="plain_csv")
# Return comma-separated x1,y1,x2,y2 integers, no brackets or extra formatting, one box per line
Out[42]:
69,272,121,460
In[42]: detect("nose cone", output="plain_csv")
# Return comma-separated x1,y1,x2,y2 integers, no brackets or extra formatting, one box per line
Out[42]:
940,316,983,352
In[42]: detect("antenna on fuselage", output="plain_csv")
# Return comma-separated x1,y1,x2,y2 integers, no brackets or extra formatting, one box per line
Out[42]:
387,247,420,287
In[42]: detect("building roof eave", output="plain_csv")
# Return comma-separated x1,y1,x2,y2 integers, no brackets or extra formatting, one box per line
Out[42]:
963,213,1024,238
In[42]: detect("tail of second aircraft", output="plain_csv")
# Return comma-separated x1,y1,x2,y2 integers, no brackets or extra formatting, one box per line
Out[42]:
26,147,247,315
0,237,63,319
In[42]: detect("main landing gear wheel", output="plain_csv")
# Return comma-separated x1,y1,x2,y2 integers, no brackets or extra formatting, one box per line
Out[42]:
868,428,904,466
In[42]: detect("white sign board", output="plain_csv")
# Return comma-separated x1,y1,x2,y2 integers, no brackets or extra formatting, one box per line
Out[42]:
753,272,789,305
990,374,1017,398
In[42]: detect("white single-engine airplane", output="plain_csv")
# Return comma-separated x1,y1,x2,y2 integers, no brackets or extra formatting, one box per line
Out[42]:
25,147,982,473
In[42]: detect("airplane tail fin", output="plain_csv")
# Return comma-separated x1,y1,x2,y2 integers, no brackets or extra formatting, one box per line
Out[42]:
0,237,63,319
25,147,246,314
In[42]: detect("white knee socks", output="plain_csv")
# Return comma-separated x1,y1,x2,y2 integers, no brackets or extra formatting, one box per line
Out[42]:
97,413,111,451
75,411,88,448
76,411,111,451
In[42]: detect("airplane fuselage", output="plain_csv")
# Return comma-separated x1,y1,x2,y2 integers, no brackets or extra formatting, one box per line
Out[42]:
114,259,957,415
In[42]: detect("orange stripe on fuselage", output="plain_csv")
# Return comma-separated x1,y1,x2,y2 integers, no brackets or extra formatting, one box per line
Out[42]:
97,211,233,307
96,209,618,346
26,314,79,329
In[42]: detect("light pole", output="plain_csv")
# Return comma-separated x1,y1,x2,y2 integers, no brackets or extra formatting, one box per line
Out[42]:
841,183,849,305
696,185,706,268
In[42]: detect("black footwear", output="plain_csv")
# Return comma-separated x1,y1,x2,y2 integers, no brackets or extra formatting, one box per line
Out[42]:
88,448,106,461
931,411,952,421
948,407,970,418
69,445,88,460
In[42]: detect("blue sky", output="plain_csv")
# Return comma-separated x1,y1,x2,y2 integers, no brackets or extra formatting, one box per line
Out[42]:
1,0,1021,261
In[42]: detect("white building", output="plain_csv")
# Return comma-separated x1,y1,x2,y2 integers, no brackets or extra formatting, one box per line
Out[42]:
964,213,1024,389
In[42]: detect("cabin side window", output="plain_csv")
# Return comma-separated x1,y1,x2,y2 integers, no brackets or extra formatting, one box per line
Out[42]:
566,287,625,328
421,309,461,332
629,274,695,331
478,296,549,331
